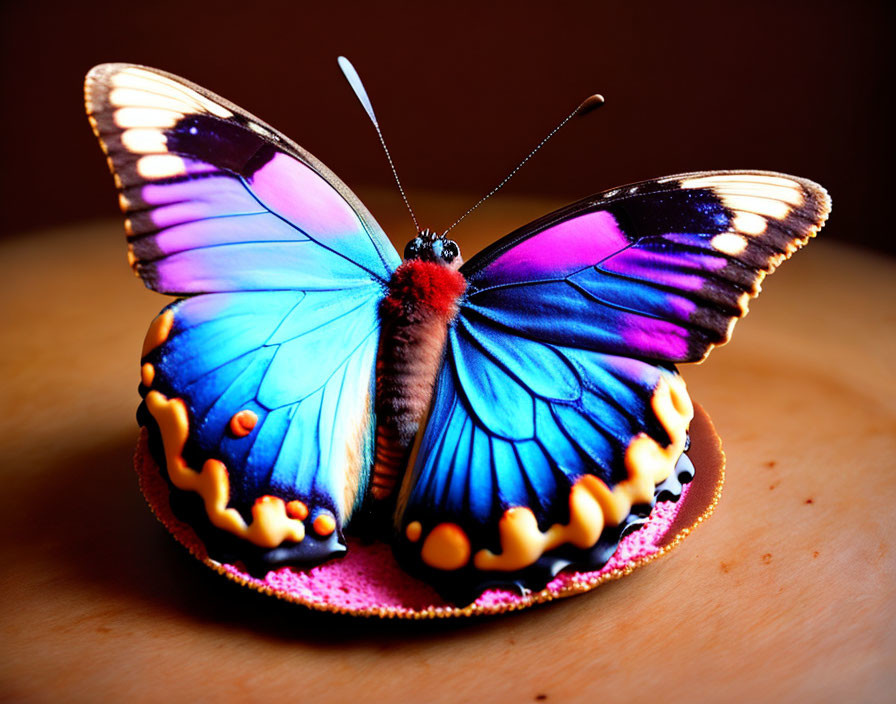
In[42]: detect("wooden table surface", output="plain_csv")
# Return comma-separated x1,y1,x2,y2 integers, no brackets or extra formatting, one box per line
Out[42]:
1,192,894,703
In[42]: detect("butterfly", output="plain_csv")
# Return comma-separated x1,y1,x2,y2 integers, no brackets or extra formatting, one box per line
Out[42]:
85,61,830,606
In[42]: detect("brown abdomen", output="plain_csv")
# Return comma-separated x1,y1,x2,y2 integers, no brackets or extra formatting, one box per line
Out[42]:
371,260,466,500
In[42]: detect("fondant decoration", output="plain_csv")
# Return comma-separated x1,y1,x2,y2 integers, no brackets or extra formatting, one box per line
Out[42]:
85,60,830,606
228,410,258,438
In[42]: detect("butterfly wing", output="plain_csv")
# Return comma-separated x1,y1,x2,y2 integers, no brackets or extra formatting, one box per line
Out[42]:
85,63,399,290
460,171,830,363
395,171,829,601
139,289,381,568
86,63,398,567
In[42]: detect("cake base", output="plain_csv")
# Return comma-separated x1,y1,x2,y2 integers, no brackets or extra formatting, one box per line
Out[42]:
134,404,724,618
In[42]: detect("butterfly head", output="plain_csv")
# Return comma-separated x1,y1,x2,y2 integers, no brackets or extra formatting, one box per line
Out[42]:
404,229,462,268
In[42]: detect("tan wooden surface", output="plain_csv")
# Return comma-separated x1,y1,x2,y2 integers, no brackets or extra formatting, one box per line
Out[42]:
1,192,894,703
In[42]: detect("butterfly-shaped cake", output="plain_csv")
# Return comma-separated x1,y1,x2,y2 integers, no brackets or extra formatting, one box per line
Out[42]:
85,62,830,608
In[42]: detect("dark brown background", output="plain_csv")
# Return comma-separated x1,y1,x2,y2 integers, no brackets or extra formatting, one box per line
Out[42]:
1,0,893,253
2,3,895,698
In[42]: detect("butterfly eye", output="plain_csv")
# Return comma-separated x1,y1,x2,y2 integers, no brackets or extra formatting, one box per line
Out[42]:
433,240,460,264
440,239,460,263
404,237,423,260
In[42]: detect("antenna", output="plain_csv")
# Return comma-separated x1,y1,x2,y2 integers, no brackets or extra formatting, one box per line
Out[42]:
337,56,420,233
444,93,605,235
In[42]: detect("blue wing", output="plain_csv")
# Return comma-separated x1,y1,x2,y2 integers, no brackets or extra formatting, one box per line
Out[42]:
393,313,695,602
86,64,397,568
140,288,381,568
394,172,829,602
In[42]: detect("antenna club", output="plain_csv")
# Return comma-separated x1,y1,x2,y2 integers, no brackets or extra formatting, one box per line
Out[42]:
576,94,605,117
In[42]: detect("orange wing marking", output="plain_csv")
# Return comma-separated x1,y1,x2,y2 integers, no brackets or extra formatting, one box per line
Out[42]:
421,523,471,571
229,409,258,438
411,374,693,573
473,374,692,571
142,310,174,358
145,390,305,548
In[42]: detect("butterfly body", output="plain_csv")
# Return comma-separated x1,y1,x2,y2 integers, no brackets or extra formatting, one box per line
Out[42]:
373,256,466,500
85,62,830,605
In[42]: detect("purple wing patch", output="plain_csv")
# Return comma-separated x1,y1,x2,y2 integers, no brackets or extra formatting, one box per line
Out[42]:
473,211,629,285
461,171,831,363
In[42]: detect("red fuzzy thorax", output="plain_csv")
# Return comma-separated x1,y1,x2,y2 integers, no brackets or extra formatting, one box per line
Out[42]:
382,259,467,319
